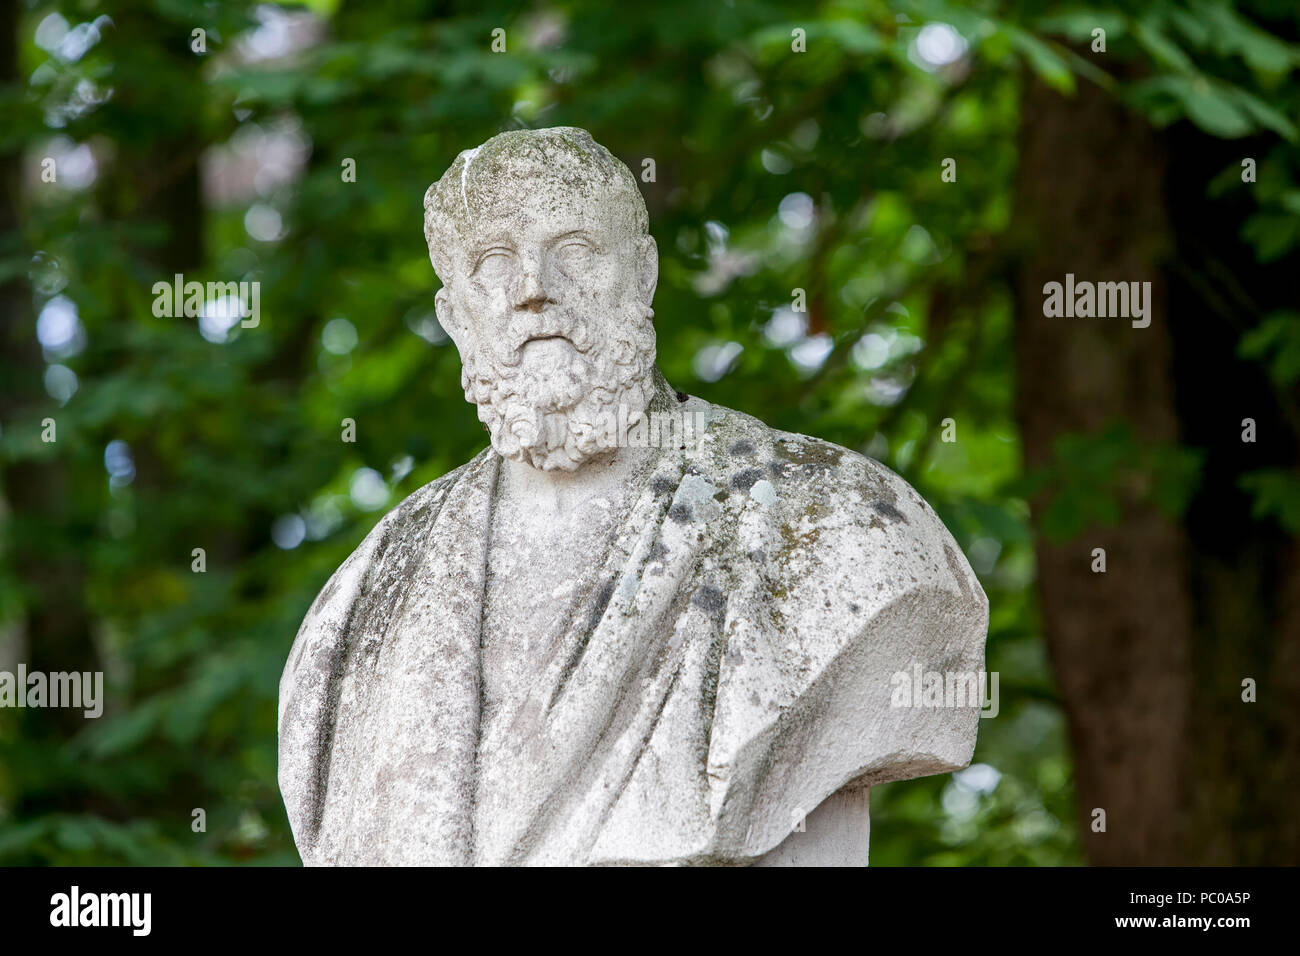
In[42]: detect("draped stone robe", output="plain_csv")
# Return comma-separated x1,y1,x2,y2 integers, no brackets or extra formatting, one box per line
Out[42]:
278,390,988,866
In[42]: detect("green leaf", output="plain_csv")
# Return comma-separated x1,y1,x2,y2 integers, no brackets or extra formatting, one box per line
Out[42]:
1243,213,1300,262
1007,27,1075,94
1180,79,1255,137
1240,470,1300,533
1226,87,1299,141
1239,311,1300,385
1191,0,1299,73
1132,19,1196,74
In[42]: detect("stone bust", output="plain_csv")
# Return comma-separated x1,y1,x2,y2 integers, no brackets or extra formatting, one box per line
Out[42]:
278,127,988,866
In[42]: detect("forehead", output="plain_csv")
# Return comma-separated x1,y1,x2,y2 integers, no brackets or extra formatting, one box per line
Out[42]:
459,173,635,249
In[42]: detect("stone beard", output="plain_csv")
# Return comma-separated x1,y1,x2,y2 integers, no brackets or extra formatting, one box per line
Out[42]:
458,296,657,471
278,127,989,866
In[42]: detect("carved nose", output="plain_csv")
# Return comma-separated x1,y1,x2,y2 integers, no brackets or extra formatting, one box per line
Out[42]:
513,271,553,313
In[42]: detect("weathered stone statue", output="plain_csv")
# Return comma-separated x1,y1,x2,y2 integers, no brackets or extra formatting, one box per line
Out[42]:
278,127,988,866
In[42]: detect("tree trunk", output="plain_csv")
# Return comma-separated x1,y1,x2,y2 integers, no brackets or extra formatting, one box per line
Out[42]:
1014,73,1300,865
0,0,102,743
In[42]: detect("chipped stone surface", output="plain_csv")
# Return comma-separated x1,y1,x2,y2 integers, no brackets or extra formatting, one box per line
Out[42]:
278,127,987,866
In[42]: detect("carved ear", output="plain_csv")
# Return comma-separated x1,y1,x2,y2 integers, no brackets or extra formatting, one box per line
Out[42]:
636,235,658,306
434,287,466,351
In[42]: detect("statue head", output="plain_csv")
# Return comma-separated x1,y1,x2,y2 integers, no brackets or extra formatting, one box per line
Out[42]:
424,127,659,471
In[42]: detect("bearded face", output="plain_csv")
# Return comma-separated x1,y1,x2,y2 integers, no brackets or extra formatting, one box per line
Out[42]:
458,295,657,471
433,178,659,471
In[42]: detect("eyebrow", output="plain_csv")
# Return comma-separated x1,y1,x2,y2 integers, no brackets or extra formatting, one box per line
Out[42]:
550,229,600,249
468,242,514,268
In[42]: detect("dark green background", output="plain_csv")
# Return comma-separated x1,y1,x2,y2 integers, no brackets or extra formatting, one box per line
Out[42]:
2,0,1297,865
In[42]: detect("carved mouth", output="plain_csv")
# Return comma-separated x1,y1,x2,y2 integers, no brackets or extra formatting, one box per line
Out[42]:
507,322,592,360
519,332,590,355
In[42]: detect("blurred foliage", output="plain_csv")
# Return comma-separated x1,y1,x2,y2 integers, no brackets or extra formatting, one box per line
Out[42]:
0,0,1296,865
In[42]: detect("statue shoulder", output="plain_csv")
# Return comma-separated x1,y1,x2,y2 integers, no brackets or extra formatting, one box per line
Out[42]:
691,400,980,608
277,448,492,854
281,448,490,683
687,404,988,842
383,448,489,528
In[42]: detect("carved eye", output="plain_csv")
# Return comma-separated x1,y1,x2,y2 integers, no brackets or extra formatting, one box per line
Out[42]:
474,248,515,279
556,240,593,267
